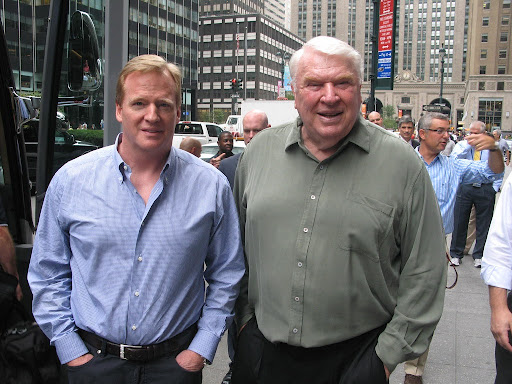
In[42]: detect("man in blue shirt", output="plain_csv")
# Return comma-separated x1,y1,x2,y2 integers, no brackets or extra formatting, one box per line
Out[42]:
405,112,504,384
28,55,245,384
450,121,503,268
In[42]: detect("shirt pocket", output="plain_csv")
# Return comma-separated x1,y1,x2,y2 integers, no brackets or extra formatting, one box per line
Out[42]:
338,192,395,262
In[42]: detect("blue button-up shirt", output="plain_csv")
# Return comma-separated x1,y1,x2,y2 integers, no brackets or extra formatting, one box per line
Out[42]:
28,136,245,364
416,148,502,234
451,139,504,191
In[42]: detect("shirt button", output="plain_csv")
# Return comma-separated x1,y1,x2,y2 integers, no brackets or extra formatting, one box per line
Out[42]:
311,195,316,200
298,262,303,267
132,325,137,330
124,165,128,171
134,291,140,297
294,296,300,302
303,228,308,233
292,328,298,334
138,256,143,262
319,165,324,170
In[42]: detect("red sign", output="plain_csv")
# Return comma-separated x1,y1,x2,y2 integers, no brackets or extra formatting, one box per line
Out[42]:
378,1,394,51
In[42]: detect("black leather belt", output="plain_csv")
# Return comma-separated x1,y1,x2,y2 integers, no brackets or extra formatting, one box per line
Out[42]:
78,325,195,361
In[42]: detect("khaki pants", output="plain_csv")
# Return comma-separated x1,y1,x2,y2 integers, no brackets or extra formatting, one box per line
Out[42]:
404,347,429,376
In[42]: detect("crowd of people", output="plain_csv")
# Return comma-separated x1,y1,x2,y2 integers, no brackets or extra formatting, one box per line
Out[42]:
0,36,510,384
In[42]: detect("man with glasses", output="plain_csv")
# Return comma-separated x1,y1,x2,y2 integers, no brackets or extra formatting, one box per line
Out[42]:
450,121,504,268
406,113,504,384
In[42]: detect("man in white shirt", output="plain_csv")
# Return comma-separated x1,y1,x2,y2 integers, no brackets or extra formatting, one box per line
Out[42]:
481,175,512,384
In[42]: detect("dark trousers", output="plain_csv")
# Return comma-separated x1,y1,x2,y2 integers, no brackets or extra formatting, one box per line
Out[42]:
231,318,388,384
227,320,238,363
67,328,201,384
495,342,512,384
450,183,496,260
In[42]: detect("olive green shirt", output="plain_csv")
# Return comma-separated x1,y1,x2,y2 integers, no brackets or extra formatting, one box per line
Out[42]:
234,116,446,371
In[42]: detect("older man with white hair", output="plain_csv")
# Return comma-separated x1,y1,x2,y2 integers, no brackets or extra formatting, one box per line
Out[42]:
231,36,446,384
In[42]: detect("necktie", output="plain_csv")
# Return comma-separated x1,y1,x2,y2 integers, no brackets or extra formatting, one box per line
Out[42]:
473,150,481,161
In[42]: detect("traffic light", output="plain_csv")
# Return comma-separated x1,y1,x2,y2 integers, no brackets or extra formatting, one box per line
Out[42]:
237,78,243,90
230,78,237,90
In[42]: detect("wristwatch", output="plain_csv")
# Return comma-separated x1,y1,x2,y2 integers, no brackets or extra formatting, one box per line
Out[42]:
489,142,500,152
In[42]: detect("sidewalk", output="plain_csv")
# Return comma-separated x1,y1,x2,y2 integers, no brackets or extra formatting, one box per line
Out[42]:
389,258,496,384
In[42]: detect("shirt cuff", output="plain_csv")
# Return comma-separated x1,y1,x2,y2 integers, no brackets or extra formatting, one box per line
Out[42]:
54,331,89,365
187,328,221,363
481,262,512,291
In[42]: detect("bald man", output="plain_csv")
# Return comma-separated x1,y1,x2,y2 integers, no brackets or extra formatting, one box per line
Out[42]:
368,111,383,127
218,110,270,189
179,137,202,158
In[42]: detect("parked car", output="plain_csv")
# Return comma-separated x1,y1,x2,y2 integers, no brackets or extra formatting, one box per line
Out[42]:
200,141,246,163
22,119,98,191
172,121,224,148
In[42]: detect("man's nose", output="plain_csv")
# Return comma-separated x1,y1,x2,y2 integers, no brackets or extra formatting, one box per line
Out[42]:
321,83,339,103
145,104,159,121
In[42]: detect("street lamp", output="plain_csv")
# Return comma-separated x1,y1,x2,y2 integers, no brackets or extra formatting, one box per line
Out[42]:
439,44,446,104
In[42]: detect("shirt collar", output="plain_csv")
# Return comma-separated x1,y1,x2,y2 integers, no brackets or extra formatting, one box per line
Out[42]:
415,145,442,165
284,115,371,156
113,132,173,183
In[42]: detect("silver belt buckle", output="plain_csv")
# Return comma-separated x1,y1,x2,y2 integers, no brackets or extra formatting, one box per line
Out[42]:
119,343,143,360
120,344,128,360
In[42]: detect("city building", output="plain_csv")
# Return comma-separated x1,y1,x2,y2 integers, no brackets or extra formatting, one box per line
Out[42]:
464,0,512,132
197,12,303,121
1,0,199,122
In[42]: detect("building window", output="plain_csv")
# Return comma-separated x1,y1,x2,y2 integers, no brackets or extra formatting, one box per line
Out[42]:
481,49,487,59
503,15,510,25
497,82,505,91
479,82,486,91
401,96,411,104
460,97,465,104
478,98,502,129
482,17,489,26
482,34,488,43
504,0,511,9
499,50,507,59
483,1,490,9
498,66,506,74
480,66,486,74
501,32,508,42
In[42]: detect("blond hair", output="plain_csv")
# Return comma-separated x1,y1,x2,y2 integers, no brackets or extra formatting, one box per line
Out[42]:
116,54,182,106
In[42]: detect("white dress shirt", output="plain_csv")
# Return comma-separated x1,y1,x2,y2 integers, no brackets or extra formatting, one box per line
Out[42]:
481,176,512,290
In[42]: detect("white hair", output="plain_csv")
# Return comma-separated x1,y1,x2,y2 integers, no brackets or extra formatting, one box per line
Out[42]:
289,36,363,86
